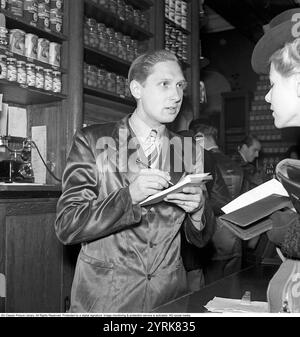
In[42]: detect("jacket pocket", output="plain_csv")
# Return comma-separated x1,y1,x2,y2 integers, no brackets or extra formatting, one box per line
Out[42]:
71,251,114,312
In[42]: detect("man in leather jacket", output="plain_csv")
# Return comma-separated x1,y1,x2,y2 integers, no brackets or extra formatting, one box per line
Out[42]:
54,50,214,313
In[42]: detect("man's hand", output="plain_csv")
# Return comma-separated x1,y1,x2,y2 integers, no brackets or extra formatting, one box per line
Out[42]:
129,168,171,204
163,186,204,213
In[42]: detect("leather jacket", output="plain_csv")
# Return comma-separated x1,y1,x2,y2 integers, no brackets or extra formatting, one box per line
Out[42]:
55,115,214,312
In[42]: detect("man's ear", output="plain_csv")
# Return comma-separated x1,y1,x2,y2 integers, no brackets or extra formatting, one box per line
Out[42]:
129,80,142,99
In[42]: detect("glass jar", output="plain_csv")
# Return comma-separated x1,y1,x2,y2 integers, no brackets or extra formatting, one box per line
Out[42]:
97,67,106,89
44,68,53,91
115,31,125,59
97,23,108,52
35,65,44,89
6,57,17,82
16,60,27,85
106,27,117,55
0,54,7,79
116,0,125,20
108,0,117,14
87,65,97,87
26,63,36,86
133,9,140,26
116,75,125,96
52,70,61,92
106,71,116,93
83,17,89,45
124,4,133,22
86,18,99,48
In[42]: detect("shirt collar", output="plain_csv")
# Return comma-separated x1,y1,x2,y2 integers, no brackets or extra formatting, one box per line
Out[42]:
129,110,166,142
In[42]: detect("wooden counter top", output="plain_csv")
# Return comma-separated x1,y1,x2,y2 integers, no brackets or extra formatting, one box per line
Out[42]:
0,183,61,199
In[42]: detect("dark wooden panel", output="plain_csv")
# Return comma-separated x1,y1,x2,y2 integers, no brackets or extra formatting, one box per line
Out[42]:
5,211,63,312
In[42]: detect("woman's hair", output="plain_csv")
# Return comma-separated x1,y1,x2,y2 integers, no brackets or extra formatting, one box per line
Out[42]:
128,49,180,85
270,38,300,77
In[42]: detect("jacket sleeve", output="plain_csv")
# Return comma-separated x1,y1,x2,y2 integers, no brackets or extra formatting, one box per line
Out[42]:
182,197,216,248
55,129,142,245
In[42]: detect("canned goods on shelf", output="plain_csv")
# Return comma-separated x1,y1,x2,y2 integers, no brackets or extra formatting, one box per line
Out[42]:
26,63,36,86
24,33,38,59
23,0,38,25
37,0,50,29
6,57,17,82
50,0,63,10
16,60,27,85
37,38,50,63
35,65,44,88
1,0,7,10
0,54,7,79
7,0,23,17
49,42,61,67
50,7,63,33
44,68,53,90
9,29,26,55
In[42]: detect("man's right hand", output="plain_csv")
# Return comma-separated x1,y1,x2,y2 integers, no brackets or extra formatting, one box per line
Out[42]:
129,168,171,204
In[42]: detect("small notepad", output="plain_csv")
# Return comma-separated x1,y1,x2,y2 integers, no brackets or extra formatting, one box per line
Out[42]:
140,173,212,207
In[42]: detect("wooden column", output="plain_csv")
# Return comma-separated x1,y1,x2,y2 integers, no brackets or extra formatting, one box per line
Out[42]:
190,0,200,119
66,0,84,149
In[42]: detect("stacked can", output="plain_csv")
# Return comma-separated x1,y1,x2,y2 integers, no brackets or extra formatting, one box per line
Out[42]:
7,0,23,17
23,0,38,26
50,0,64,33
37,0,50,30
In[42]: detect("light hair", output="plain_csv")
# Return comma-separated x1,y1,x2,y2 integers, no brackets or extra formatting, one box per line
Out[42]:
270,38,300,77
128,49,181,85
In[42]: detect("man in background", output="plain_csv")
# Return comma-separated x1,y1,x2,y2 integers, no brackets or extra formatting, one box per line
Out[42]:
232,134,263,189
189,121,246,283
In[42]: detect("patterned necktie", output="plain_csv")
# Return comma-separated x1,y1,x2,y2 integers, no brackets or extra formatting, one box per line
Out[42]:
145,129,159,167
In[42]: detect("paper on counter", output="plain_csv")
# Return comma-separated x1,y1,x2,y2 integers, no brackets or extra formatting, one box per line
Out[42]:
221,178,289,214
205,297,268,313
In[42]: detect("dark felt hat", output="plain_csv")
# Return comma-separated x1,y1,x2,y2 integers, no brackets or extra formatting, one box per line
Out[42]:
251,8,300,74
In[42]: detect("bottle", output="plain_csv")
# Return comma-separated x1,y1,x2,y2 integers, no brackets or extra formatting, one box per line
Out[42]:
16,60,27,85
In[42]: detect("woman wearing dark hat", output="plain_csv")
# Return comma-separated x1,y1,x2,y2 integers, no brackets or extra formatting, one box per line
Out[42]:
252,8,300,313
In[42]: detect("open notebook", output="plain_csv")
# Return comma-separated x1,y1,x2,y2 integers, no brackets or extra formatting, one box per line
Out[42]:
218,179,293,240
140,173,212,207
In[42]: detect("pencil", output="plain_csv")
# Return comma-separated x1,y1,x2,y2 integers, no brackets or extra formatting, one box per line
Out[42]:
136,158,174,185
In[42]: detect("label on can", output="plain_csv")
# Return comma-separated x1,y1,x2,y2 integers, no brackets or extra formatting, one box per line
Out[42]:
37,38,50,63
25,33,38,59
49,42,60,67
23,0,38,24
38,1,50,29
50,8,63,33
9,29,26,55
